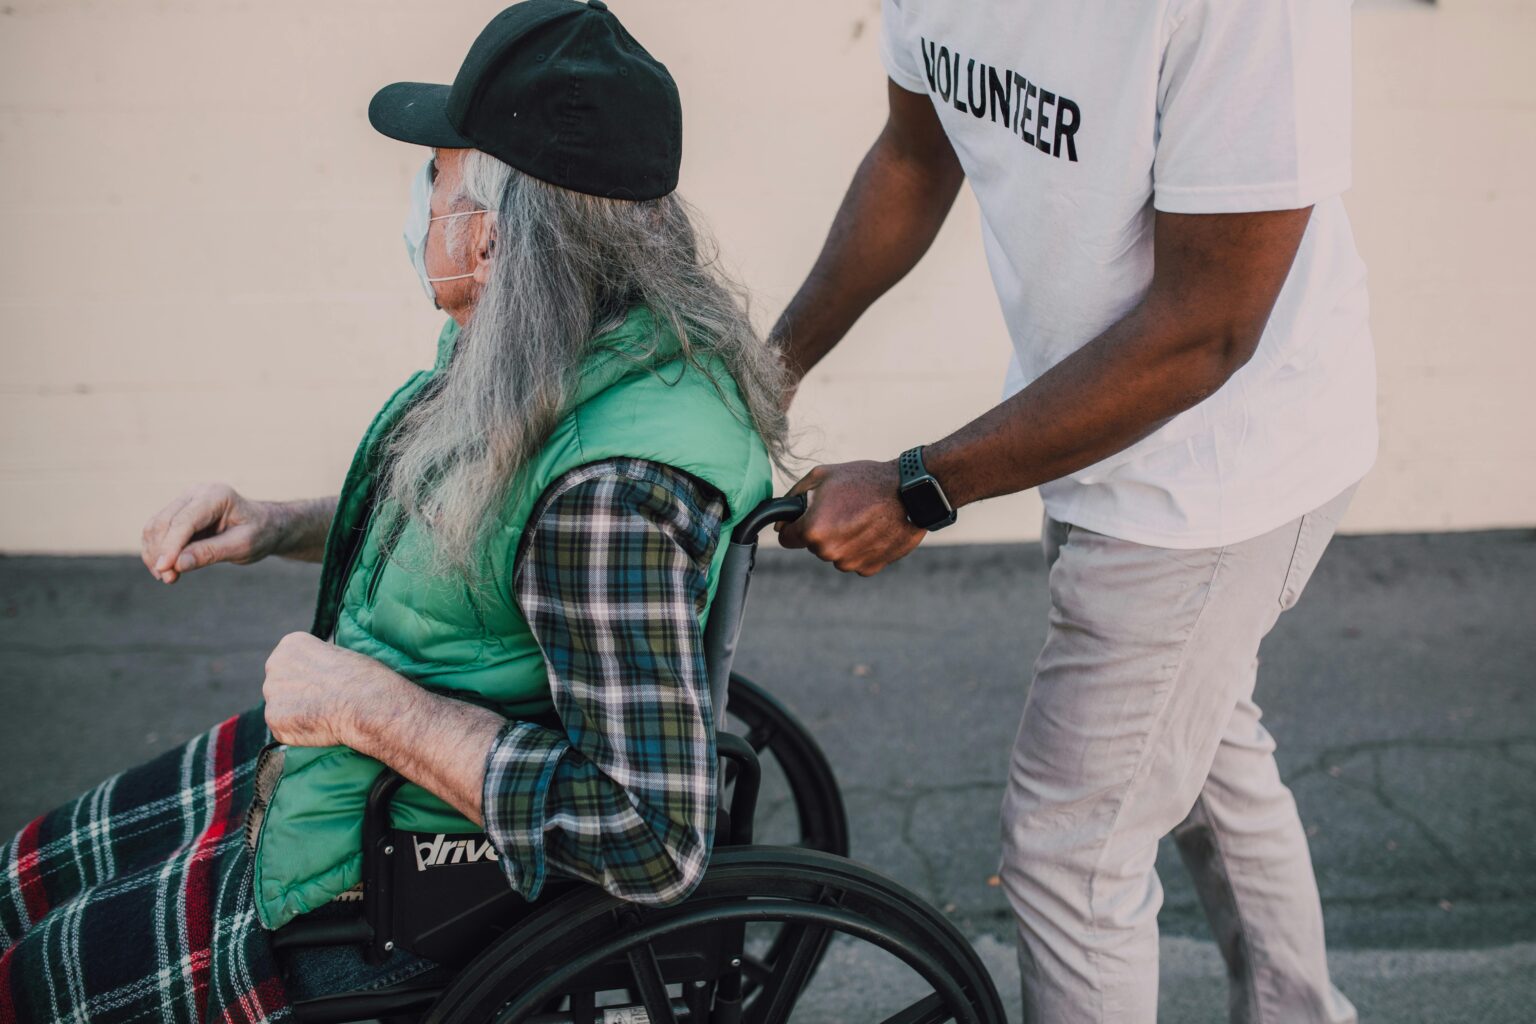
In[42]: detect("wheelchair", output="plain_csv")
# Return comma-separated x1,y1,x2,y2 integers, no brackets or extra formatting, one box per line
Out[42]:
271,497,1007,1024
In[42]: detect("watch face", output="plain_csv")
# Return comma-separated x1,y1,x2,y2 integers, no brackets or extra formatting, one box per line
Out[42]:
901,478,952,527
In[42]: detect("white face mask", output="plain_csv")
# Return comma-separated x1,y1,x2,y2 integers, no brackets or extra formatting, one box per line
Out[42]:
404,156,489,305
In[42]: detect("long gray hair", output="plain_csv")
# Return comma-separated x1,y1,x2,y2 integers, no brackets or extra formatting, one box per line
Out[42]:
377,149,792,585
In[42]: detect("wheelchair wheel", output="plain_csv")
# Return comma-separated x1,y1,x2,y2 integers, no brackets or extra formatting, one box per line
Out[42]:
722,673,851,1002
424,847,1005,1024
724,673,849,858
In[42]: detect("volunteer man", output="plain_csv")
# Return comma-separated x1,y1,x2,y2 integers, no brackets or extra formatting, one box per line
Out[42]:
774,2,1373,1021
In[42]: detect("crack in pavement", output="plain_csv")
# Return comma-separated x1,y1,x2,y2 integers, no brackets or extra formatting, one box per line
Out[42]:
1280,734,1536,894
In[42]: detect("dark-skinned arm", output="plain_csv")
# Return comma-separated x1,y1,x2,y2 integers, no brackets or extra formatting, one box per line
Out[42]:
777,205,1314,575
770,80,964,389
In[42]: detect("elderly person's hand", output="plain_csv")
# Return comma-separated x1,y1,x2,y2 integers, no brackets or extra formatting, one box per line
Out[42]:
141,485,338,583
140,483,284,583
262,631,505,824
262,632,414,750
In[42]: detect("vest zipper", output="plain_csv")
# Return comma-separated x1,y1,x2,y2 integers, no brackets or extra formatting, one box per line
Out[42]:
242,741,286,852
327,490,378,632
365,507,409,607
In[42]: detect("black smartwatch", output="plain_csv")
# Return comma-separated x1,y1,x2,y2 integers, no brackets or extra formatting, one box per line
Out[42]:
896,446,957,531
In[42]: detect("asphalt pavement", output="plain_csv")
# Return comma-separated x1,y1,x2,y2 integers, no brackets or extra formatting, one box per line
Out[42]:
2,527,1533,1021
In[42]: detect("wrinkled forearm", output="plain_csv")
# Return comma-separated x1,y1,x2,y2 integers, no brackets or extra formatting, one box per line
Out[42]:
270,496,339,562
348,679,506,826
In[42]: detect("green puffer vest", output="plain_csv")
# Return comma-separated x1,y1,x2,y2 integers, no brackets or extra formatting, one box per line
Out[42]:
249,306,774,930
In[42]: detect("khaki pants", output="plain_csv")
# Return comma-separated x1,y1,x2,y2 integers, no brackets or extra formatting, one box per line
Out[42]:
1000,484,1361,1024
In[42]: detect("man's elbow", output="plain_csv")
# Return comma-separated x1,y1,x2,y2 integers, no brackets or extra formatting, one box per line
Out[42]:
1172,323,1263,405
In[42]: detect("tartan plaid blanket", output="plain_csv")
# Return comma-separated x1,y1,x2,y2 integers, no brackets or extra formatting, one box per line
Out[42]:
0,707,293,1023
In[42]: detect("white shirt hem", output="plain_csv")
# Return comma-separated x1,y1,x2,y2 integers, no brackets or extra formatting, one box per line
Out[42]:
1042,460,1375,550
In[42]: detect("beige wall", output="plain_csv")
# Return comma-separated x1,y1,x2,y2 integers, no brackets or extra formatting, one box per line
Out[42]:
1,0,1531,554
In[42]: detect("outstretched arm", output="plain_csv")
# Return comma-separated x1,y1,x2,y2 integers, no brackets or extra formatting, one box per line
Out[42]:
142,485,338,583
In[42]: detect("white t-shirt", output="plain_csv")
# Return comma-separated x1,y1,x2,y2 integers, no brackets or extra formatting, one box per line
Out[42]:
881,0,1378,548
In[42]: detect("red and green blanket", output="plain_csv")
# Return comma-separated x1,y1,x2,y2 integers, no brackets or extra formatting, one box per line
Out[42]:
0,707,293,1023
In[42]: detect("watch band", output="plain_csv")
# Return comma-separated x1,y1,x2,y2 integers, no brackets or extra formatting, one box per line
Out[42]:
898,446,927,484
896,445,957,531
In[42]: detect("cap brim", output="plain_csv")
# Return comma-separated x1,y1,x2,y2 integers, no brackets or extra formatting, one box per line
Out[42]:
368,82,474,148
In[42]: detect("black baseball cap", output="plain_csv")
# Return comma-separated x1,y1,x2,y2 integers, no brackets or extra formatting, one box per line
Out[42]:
368,0,682,201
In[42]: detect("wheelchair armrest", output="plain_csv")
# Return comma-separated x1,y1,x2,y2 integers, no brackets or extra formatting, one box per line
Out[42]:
360,767,409,961
716,731,761,846
350,725,764,958
270,910,373,951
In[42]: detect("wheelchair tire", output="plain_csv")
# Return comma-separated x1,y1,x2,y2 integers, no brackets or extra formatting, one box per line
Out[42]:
424,846,1006,1024
723,673,850,858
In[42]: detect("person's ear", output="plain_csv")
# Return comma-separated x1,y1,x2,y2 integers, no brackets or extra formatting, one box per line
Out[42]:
471,215,496,286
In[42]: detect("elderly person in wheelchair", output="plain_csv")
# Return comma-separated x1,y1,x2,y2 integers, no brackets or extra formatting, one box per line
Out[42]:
0,4,1006,1022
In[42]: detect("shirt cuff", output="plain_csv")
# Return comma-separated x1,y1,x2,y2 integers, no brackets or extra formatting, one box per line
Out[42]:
879,6,928,95
1152,164,1352,214
480,718,569,902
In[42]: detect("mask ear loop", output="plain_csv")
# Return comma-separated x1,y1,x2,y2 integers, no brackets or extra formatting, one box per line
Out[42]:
425,208,490,283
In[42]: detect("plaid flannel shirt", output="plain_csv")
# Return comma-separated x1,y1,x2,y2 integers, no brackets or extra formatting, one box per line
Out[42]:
480,457,727,907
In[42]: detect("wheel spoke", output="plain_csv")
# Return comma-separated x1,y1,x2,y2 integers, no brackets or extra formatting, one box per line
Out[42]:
743,923,829,1024
739,952,773,985
736,950,773,1001
625,941,679,1024
880,992,954,1024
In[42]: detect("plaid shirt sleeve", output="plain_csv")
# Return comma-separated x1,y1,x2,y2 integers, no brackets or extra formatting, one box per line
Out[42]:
480,457,727,906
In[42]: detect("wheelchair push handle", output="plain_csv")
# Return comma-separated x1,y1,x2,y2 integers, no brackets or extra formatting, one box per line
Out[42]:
730,494,806,545
705,493,805,731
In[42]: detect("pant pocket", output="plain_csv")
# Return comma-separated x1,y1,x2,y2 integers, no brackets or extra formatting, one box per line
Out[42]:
1278,517,1312,611
1278,483,1358,611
